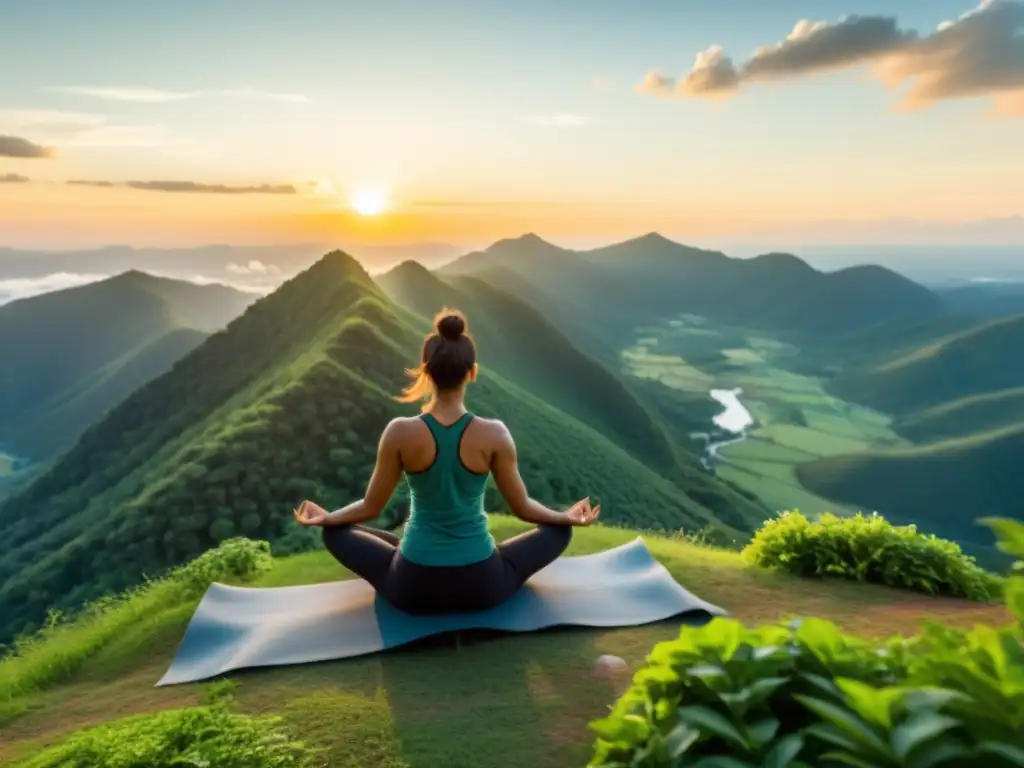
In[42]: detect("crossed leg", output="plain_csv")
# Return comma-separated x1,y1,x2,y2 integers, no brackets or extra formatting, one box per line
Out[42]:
497,524,573,590
321,524,400,592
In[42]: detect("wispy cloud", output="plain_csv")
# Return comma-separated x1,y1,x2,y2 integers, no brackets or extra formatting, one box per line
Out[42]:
0,173,30,183
51,86,311,104
0,109,170,149
638,0,1024,116
589,75,617,90
518,113,591,126
67,179,297,194
0,135,54,158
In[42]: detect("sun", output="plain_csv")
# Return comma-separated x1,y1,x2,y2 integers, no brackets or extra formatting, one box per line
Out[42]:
349,188,389,216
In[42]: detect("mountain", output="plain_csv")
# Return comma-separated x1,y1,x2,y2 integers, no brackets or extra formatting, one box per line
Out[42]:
377,260,680,471
0,252,767,643
935,282,1024,319
829,313,1024,416
895,387,1024,443
797,424,1023,564
440,234,948,351
0,272,254,461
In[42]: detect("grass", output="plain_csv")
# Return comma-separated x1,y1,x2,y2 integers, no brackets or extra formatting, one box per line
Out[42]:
0,517,1010,767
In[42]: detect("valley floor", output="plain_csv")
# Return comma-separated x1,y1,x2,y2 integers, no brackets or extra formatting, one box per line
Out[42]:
623,316,906,517
0,517,1009,768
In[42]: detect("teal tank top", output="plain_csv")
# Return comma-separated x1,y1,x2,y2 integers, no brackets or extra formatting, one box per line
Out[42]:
399,412,496,567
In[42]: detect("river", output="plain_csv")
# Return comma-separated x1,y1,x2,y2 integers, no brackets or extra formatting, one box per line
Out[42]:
702,388,754,467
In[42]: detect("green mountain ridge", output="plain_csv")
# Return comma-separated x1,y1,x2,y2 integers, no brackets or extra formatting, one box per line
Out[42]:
829,312,1024,415
440,233,947,343
0,251,766,643
0,272,254,461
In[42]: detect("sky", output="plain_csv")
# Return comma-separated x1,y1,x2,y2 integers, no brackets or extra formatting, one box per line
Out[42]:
2,0,1024,250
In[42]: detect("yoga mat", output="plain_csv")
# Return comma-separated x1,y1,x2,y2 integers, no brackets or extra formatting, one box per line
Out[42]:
157,537,726,686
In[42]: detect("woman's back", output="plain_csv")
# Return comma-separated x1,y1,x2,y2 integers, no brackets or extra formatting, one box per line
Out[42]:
399,411,495,566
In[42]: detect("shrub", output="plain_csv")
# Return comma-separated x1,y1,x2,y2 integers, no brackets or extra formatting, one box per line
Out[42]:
168,536,273,597
742,510,998,601
588,517,1024,767
13,683,320,768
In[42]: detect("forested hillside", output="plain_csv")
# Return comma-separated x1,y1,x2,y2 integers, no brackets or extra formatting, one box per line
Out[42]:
798,423,1023,560
0,252,768,643
0,272,253,460
829,312,1024,415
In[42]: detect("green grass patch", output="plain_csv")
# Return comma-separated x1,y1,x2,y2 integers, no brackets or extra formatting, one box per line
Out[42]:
0,539,272,718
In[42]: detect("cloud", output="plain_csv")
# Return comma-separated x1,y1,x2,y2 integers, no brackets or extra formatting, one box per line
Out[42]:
518,113,590,126
0,135,54,158
0,272,109,306
0,173,29,183
52,86,311,104
874,0,1024,111
0,109,169,149
225,260,282,276
67,179,297,194
743,16,915,81
678,46,741,96
589,75,617,90
639,0,1024,115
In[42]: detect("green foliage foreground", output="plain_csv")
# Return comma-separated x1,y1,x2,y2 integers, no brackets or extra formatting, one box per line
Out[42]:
589,517,1024,767
11,681,320,768
742,510,999,601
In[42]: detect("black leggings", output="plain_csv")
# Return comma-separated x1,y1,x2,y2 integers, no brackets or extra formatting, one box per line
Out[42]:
321,523,573,615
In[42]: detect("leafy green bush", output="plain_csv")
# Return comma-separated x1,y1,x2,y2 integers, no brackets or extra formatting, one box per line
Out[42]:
588,517,1024,767
168,536,273,596
742,510,998,601
13,683,319,768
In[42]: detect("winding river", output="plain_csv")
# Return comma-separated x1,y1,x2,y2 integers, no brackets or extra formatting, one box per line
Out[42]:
703,388,754,466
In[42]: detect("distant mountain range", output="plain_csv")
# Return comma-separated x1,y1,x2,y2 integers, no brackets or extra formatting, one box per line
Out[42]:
0,271,254,462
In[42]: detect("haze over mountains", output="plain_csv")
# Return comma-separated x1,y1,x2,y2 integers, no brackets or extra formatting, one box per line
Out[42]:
0,272,253,463
0,231,1021,641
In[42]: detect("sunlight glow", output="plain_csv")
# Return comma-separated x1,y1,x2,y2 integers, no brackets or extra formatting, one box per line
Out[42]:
350,188,389,216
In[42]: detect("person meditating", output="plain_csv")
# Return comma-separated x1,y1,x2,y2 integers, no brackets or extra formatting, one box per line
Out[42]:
293,308,600,615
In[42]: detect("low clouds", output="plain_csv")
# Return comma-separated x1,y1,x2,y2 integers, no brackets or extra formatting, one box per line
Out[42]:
0,135,54,158
638,0,1024,115
52,86,311,104
226,260,282,276
0,273,109,306
67,180,297,195
0,173,30,183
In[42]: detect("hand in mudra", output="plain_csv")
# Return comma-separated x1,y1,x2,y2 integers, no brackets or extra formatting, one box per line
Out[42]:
565,497,601,526
294,499,329,527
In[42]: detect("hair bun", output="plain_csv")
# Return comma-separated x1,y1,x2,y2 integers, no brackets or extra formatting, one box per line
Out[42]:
436,312,466,341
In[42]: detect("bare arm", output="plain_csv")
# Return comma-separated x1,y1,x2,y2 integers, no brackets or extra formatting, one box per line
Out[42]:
322,419,404,526
490,422,574,526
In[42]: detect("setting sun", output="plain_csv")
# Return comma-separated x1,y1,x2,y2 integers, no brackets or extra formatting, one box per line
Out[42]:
349,188,388,217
